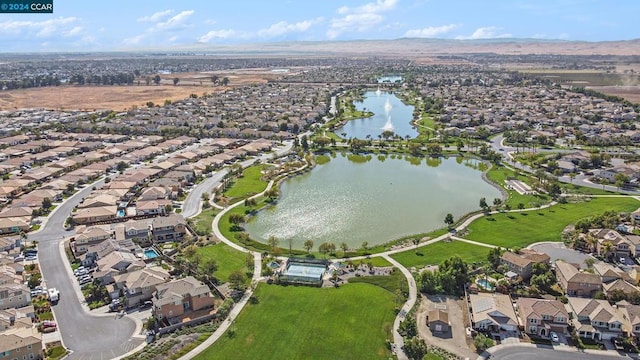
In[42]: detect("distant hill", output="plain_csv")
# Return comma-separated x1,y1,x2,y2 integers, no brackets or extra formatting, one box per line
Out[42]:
170,38,640,57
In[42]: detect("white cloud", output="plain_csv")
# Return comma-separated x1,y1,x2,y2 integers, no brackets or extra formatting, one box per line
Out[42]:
123,34,146,45
155,10,194,31
257,18,323,38
404,24,460,38
0,17,80,38
137,10,174,23
328,0,398,39
456,26,512,40
198,29,241,42
64,26,84,37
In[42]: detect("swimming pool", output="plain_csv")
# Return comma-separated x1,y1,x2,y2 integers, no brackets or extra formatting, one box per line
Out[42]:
143,248,159,260
117,209,125,218
476,278,495,290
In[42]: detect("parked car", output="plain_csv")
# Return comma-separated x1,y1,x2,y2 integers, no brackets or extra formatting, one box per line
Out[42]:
78,276,92,285
75,269,88,277
550,332,559,342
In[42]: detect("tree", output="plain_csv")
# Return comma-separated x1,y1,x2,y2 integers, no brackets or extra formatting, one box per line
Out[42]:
41,197,52,211
517,202,525,211
444,213,454,228
473,333,494,352
487,247,503,270
199,259,218,283
221,77,230,86
340,242,349,256
493,197,502,209
228,213,246,231
614,173,630,190
318,242,331,258
360,241,369,253
398,317,417,338
116,161,128,173
173,77,180,86
228,270,247,292
303,240,314,253
267,236,279,253
153,75,161,84
403,336,428,360
479,197,488,212
210,74,219,84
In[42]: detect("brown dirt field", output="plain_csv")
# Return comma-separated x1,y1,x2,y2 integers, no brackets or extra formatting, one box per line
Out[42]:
0,69,289,111
0,85,219,111
588,86,640,103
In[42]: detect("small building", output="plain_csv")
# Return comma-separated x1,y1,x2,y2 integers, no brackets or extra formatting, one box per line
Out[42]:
278,258,328,287
428,309,450,333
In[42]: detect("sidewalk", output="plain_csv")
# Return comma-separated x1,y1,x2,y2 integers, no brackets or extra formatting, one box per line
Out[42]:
478,342,633,360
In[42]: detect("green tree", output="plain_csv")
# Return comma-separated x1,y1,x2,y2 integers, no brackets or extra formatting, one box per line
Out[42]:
303,240,314,253
403,336,428,360
444,213,454,228
318,242,331,258
474,333,494,352
41,197,52,211
487,247,503,270
268,236,280,253
173,77,180,86
228,270,247,292
479,197,488,212
228,213,246,231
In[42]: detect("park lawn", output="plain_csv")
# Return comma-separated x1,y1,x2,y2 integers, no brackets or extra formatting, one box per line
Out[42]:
192,208,218,236
195,283,395,360
196,243,248,283
347,269,405,294
224,166,268,199
391,241,491,268
465,197,640,248
562,183,620,195
486,166,549,208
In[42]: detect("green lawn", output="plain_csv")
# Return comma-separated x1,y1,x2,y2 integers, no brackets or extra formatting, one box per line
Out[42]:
391,241,491,268
224,166,268,199
192,208,218,236
197,243,248,283
195,283,395,360
562,183,620,195
347,269,405,294
486,166,549,209
466,197,640,248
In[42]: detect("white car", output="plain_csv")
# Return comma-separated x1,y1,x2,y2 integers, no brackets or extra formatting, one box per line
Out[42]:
550,332,559,342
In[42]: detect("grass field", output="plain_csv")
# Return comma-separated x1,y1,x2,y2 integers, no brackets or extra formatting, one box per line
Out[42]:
196,243,249,283
195,283,395,360
486,166,549,208
224,166,268,199
390,240,491,268
347,269,406,294
465,197,639,248
192,208,218,236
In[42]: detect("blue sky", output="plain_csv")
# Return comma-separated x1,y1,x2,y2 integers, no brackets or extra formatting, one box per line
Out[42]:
0,0,637,52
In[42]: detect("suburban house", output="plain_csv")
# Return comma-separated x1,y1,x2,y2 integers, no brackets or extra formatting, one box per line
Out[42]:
554,260,601,297
73,225,112,254
0,236,20,252
114,220,151,243
0,276,30,310
113,266,170,308
592,229,632,258
0,327,42,360
516,297,569,338
94,250,145,285
617,301,640,341
72,206,117,225
151,214,187,243
152,276,214,322
566,297,625,341
427,309,450,333
468,293,519,332
500,249,550,280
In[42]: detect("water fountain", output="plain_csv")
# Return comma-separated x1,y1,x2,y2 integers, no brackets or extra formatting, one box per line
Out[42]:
381,98,394,131
375,87,382,96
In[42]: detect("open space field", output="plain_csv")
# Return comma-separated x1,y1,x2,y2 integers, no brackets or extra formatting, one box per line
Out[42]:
588,86,640,103
390,240,490,268
0,85,214,111
195,283,395,360
465,197,639,248
196,242,248,283
223,166,268,200
516,70,639,87
192,208,218,236
486,166,549,208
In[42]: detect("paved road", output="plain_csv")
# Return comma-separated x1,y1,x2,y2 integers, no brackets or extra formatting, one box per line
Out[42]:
30,178,142,360
485,344,626,360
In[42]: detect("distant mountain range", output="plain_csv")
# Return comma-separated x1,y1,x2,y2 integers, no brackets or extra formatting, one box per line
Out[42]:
167,38,640,56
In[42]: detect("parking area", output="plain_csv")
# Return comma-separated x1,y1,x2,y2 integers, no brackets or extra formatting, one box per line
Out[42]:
530,242,596,269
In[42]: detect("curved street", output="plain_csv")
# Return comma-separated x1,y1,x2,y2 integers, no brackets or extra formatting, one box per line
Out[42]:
484,343,626,360
29,178,143,360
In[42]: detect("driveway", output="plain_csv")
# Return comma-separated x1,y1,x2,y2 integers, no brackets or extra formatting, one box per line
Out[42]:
29,179,143,359
416,294,476,360
529,242,596,269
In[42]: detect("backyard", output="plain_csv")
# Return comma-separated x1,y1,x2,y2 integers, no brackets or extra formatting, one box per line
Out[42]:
194,283,395,360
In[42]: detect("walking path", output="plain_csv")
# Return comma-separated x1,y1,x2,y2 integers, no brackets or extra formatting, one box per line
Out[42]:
450,236,499,249
383,254,416,360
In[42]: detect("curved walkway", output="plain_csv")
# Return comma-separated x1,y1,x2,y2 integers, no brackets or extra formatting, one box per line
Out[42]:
383,254,416,360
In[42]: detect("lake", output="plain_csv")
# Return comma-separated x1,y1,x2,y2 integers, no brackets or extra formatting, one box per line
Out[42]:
245,153,501,249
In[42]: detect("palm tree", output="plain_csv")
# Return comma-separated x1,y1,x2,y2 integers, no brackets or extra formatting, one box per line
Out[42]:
601,241,614,260
303,240,314,253
340,242,349,257
268,236,279,253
